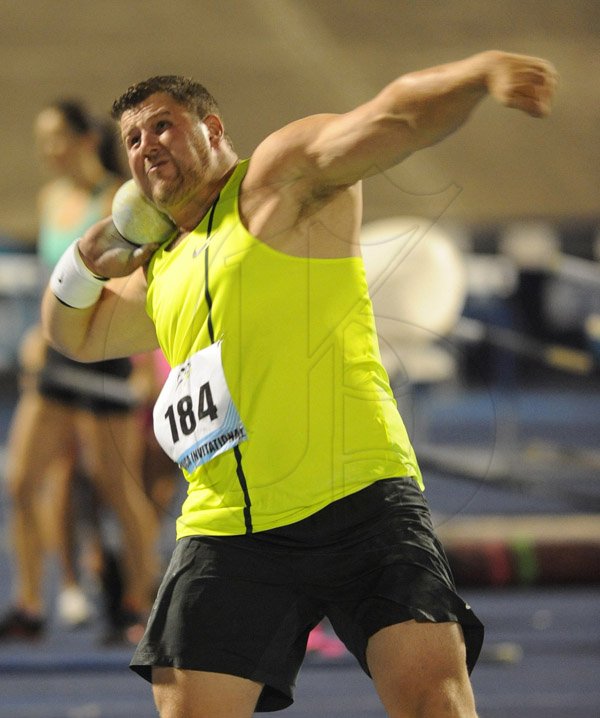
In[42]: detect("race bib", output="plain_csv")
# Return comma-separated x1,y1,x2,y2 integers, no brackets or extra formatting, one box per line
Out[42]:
153,341,247,472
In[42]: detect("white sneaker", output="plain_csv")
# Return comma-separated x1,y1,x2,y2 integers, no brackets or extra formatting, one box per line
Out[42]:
57,586,93,627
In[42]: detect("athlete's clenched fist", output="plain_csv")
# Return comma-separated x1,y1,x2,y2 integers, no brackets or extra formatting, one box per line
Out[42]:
484,50,558,118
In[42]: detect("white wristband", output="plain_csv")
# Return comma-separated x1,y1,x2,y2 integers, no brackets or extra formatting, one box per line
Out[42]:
49,241,108,309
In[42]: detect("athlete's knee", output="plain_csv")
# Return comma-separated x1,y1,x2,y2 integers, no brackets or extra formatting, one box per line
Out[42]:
415,675,478,717
381,674,478,718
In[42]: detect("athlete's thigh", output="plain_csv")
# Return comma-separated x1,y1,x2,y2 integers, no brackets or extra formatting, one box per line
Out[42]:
152,667,262,718
367,620,477,717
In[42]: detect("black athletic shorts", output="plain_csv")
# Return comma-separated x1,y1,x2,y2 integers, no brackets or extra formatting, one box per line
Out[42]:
37,347,134,414
130,476,484,712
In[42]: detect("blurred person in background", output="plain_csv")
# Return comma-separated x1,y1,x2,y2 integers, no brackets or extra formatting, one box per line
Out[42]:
0,99,159,643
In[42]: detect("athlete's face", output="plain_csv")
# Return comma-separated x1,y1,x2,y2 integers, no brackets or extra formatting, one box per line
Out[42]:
120,92,212,211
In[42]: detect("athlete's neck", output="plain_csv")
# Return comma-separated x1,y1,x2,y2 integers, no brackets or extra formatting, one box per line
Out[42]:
170,157,239,233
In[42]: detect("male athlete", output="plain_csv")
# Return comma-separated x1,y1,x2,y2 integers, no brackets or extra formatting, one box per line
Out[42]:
42,50,557,717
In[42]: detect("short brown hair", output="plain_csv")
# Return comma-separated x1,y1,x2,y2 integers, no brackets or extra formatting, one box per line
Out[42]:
112,75,233,148
111,75,222,121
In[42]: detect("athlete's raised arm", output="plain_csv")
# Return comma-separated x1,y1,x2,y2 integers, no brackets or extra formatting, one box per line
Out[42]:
246,50,557,197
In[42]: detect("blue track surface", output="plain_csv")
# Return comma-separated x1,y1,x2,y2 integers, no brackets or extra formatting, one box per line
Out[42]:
1,381,599,716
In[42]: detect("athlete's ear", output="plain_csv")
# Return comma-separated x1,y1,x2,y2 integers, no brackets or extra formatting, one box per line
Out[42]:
203,114,224,147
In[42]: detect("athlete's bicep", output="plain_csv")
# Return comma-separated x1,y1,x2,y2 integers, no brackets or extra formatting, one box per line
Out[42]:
93,269,159,358
42,266,158,361
246,109,413,211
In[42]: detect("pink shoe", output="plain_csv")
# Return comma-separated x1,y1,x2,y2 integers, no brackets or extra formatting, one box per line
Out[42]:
306,624,347,658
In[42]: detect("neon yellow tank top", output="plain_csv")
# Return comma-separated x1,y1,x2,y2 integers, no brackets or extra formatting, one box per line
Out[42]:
146,161,422,537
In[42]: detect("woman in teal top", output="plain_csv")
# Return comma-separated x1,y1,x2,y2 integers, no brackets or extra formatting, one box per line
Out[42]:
0,100,159,645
